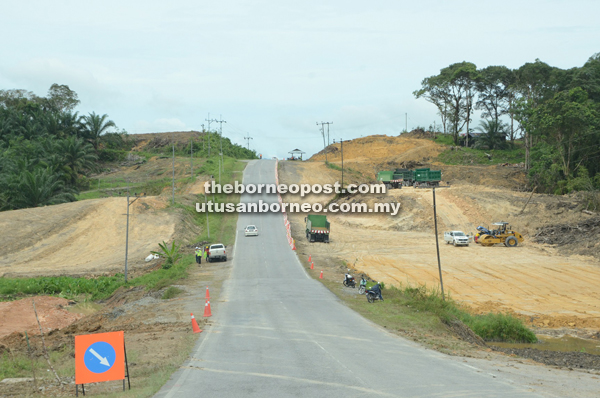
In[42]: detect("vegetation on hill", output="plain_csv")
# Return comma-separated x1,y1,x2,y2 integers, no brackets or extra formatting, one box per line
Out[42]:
0,84,127,211
414,53,600,195
0,84,256,211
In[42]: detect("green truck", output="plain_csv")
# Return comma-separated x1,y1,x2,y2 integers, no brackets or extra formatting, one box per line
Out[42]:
376,167,442,188
376,170,403,189
305,214,330,243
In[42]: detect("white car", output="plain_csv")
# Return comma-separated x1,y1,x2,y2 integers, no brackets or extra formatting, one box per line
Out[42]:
245,225,258,236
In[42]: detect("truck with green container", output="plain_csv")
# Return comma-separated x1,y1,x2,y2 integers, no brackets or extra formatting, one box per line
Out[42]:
376,167,442,188
376,170,403,189
305,214,330,243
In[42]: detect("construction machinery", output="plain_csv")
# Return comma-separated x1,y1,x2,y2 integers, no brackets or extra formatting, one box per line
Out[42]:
305,214,330,243
376,170,403,189
376,167,442,188
476,222,523,247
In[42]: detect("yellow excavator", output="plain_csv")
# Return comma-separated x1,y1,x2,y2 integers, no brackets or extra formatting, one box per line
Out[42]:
476,222,524,247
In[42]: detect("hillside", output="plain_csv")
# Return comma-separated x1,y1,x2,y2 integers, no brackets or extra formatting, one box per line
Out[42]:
309,132,528,190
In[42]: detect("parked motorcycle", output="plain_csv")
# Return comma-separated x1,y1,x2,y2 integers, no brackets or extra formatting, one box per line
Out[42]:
366,283,383,303
358,276,368,294
342,269,356,288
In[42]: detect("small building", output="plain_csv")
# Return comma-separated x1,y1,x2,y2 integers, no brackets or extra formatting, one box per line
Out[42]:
288,149,305,161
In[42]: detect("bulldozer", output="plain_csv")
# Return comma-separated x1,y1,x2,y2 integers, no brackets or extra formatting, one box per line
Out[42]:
476,221,523,247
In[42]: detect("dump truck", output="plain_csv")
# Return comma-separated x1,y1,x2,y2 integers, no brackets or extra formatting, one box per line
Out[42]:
305,214,330,243
376,167,442,188
376,170,403,189
413,168,442,187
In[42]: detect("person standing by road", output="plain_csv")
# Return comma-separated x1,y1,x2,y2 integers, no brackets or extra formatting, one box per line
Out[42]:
195,247,201,264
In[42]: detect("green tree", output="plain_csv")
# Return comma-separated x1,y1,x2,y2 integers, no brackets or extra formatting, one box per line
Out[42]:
529,87,598,179
475,66,515,139
45,84,80,113
14,168,76,208
513,59,563,169
82,112,116,150
474,120,508,150
414,76,451,135
415,62,478,145
59,137,97,186
571,53,600,102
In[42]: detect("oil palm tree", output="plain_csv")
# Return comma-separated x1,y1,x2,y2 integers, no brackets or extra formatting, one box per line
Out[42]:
474,120,508,150
59,137,97,186
14,167,76,208
82,112,116,150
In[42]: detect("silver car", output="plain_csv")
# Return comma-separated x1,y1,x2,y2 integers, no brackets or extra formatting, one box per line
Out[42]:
244,225,258,237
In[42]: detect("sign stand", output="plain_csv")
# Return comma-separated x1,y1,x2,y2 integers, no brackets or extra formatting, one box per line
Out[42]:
75,342,130,396
123,342,131,391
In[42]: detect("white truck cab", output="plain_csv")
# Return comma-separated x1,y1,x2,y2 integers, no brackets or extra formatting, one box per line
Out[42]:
208,244,227,262
444,231,470,246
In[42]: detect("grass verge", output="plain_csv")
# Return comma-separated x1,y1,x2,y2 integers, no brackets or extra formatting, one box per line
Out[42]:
318,273,536,345
0,254,196,301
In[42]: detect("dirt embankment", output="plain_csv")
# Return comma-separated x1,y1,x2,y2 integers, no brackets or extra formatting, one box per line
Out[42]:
309,133,528,190
0,197,177,278
280,136,600,330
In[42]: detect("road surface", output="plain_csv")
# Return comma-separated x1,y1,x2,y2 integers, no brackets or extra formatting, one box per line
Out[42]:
155,159,546,397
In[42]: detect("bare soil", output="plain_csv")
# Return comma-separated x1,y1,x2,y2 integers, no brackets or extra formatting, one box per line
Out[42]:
279,134,600,332
0,236,231,397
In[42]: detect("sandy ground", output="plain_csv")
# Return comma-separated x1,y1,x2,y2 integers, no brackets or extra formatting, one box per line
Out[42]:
0,297,84,338
280,156,600,330
0,196,177,278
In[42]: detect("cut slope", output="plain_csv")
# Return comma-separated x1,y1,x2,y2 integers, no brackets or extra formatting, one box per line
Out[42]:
0,197,177,278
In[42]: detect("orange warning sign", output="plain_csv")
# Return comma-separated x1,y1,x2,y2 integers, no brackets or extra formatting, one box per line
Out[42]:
75,331,125,385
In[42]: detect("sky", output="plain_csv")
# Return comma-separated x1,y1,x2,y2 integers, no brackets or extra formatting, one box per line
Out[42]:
1,0,599,159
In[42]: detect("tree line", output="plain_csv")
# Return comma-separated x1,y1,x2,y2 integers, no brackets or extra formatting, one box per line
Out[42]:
0,84,258,212
414,53,600,194
0,84,125,210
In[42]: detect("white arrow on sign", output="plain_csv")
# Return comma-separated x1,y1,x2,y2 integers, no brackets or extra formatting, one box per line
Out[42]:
89,348,110,366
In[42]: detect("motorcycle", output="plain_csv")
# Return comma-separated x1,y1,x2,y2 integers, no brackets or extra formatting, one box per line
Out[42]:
342,270,356,288
358,276,368,294
366,284,383,303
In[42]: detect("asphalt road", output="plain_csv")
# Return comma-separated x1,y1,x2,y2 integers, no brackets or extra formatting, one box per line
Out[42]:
155,159,545,398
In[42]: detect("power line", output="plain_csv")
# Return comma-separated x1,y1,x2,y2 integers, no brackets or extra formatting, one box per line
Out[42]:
244,132,253,150
317,121,333,163
216,115,226,173
205,113,218,156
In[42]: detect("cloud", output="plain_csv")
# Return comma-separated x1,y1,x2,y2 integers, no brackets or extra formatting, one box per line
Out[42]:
0,57,121,109
133,118,193,134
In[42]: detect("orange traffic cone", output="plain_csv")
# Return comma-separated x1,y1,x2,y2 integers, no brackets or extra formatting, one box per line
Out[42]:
319,270,323,279
205,286,210,300
191,313,202,333
308,255,312,262
203,300,212,317
310,262,314,270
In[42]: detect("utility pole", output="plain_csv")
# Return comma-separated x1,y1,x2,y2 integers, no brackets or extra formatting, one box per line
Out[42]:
205,194,210,238
340,138,344,192
124,180,140,283
216,115,226,173
432,187,445,300
244,132,253,150
172,144,175,205
317,121,333,163
205,114,217,156
190,138,194,182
